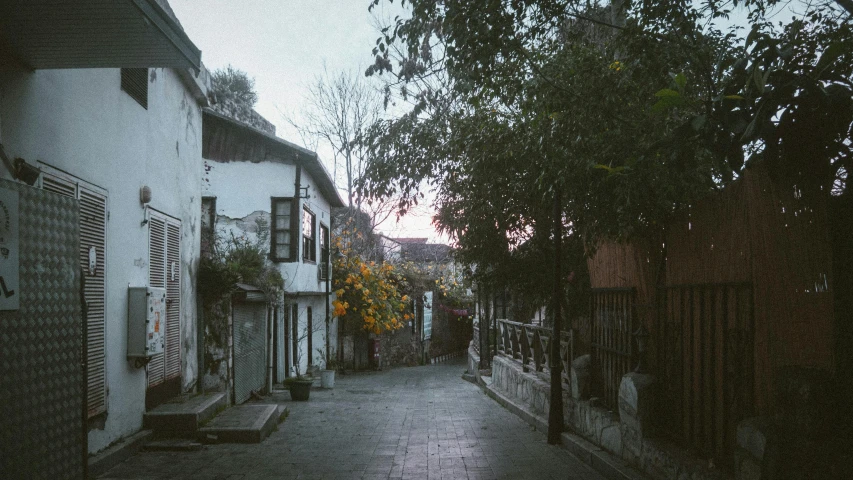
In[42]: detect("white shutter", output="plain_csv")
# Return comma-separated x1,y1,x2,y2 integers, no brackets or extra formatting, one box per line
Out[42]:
147,211,181,387
165,222,181,381
147,215,166,387
41,172,108,418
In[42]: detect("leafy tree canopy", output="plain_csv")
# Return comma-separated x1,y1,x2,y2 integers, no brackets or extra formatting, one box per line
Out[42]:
359,0,853,292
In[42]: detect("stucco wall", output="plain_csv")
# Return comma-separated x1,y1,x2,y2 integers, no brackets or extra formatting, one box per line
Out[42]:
0,66,202,453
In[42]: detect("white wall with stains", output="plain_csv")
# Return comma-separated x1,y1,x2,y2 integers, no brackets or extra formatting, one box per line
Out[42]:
202,158,336,376
0,66,203,454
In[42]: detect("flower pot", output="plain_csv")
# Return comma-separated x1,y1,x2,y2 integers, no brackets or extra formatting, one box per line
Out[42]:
286,379,313,401
320,369,336,389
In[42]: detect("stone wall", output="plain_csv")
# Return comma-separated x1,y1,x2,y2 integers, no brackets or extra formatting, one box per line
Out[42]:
488,354,729,480
380,324,422,368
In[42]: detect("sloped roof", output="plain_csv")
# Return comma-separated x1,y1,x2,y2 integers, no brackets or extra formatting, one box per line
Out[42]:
0,0,201,69
202,108,345,208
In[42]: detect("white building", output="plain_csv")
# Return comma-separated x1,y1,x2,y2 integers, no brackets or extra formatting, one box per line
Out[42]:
201,108,345,382
0,0,207,457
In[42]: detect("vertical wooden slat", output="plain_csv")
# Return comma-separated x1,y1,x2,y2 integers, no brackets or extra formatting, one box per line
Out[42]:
703,288,713,455
715,287,726,455
692,287,702,449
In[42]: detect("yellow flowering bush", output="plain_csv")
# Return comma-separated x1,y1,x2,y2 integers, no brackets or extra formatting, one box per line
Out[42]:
332,237,411,334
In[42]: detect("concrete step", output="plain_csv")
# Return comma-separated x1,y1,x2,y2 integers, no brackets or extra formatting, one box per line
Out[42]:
198,404,281,444
143,392,227,438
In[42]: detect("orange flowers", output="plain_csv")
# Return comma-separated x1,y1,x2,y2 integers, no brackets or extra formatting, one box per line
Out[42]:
331,242,410,334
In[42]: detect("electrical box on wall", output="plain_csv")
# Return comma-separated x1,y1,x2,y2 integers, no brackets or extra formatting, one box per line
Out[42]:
127,286,166,360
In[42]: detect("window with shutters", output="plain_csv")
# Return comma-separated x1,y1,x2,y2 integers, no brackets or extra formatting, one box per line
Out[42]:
39,169,108,419
270,198,294,262
146,209,181,389
121,68,148,109
302,207,316,263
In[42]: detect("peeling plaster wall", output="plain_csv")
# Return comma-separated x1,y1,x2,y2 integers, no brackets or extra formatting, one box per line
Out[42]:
0,66,203,453
203,158,336,376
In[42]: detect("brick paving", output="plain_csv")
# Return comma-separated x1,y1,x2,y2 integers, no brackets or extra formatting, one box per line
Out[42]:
100,360,604,479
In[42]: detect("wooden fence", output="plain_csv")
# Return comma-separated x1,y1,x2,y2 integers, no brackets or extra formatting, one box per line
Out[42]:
589,288,636,411
497,319,573,386
656,283,755,464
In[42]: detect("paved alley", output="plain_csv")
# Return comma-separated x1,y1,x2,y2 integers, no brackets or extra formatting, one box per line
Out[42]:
100,360,604,480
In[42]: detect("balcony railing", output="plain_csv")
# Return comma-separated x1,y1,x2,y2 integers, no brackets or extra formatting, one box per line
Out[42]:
496,319,573,385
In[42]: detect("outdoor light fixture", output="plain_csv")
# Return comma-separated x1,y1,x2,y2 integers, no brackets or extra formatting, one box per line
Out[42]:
140,185,152,204
14,158,40,186
0,144,41,186
633,324,650,373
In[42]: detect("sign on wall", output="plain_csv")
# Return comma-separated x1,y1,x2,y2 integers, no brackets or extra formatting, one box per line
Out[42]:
423,291,433,340
0,187,19,310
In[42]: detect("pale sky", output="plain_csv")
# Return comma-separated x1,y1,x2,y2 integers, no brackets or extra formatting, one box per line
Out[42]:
170,0,444,241
168,1,798,244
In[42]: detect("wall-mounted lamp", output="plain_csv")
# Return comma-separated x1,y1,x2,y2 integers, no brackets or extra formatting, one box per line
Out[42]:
140,185,152,204
0,144,40,186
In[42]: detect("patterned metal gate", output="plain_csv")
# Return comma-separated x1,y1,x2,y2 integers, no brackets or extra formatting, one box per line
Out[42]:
232,300,267,404
0,181,84,479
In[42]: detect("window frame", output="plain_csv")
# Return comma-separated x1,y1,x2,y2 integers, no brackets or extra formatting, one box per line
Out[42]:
270,197,295,262
302,207,316,263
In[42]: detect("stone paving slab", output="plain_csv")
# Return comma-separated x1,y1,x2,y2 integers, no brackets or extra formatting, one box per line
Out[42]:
99,360,605,480
198,404,280,444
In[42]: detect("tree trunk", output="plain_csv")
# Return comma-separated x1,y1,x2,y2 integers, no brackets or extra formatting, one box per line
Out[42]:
548,188,564,444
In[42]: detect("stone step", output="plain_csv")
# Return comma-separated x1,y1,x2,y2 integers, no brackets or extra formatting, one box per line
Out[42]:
197,404,281,444
143,392,227,437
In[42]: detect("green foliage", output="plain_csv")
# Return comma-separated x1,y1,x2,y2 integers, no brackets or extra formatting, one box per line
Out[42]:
359,0,853,299
210,65,259,110
199,218,284,304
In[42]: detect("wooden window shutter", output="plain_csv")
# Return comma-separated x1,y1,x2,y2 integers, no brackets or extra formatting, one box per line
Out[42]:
147,211,181,388
41,172,108,418
121,68,148,109
290,199,299,261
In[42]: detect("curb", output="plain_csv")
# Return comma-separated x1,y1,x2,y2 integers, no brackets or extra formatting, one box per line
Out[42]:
478,381,647,480
87,429,154,479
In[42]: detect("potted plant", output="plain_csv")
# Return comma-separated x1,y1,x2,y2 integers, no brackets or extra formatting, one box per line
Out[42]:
318,348,338,389
283,339,315,400
283,366,313,401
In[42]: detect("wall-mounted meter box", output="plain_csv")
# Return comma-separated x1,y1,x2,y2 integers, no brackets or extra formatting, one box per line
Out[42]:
127,287,166,359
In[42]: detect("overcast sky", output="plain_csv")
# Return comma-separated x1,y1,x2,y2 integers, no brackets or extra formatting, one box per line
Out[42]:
170,0,442,240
